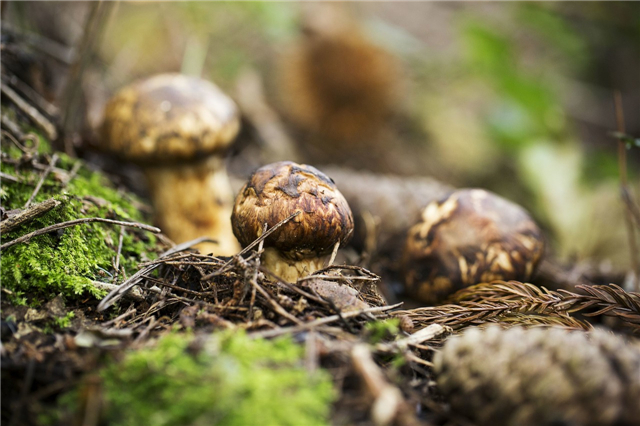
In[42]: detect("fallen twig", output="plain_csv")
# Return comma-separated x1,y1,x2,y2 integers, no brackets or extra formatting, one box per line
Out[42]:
250,277,303,325
112,227,125,282
250,303,402,339
1,198,61,234
1,83,57,141
1,117,39,154
351,344,413,426
614,91,640,291
202,211,301,280
0,172,24,184
235,68,302,162
376,323,450,353
1,218,160,250
24,154,58,208
91,280,144,302
97,237,214,312
2,73,59,118
60,1,114,150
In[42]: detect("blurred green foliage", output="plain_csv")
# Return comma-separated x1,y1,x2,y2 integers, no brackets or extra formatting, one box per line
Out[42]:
101,2,297,88
363,318,401,344
460,19,568,150
87,331,334,426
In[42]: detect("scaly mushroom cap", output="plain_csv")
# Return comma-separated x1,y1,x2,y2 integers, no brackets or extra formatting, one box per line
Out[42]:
403,189,544,304
232,161,354,260
101,73,239,163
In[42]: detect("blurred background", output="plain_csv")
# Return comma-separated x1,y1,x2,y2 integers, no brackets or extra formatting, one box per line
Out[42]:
3,1,639,278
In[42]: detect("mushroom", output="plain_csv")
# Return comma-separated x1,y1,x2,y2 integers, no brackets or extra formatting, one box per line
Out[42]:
402,189,544,304
278,3,399,156
101,73,241,255
231,161,354,282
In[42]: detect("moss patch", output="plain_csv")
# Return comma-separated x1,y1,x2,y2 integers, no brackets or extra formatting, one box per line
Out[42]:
91,331,334,426
1,136,158,306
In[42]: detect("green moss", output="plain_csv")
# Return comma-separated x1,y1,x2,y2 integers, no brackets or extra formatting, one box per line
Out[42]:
364,318,401,344
1,136,158,306
43,311,76,334
97,331,334,426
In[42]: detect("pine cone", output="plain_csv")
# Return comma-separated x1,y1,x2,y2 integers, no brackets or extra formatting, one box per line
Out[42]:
434,326,640,426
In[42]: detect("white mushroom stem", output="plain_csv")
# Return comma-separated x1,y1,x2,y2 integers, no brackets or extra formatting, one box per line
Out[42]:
143,156,240,256
261,247,327,283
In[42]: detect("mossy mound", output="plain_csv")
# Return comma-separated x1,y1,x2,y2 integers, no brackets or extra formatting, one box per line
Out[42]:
1,133,160,306
73,331,335,426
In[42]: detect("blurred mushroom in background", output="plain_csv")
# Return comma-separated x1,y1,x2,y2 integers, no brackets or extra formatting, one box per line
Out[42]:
100,73,241,255
403,189,544,304
277,3,403,170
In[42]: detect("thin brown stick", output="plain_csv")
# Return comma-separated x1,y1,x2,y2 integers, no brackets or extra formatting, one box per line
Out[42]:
250,303,402,339
258,266,327,304
112,227,125,282
90,281,144,302
150,279,214,298
60,1,114,149
202,211,301,280
614,91,639,291
1,115,23,142
240,211,302,257
327,241,340,267
2,22,75,65
249,278,303,325
100,307,137,327
235,68,302,162
377,323,449,352
1,84,58,140
621,188,640,229
314,264,381,278
351,344,412,426
1,218,160,250
0,172,23,184
1,73,59,118
1,118,39,153
133,317,157,345
61,162,83,187
97,237,213,312
24,154,58,208
1,198,61,234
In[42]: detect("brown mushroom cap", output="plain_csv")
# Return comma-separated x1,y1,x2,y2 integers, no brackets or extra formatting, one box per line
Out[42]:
231,161,354,260
403,189,544,304
101,73,239,163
